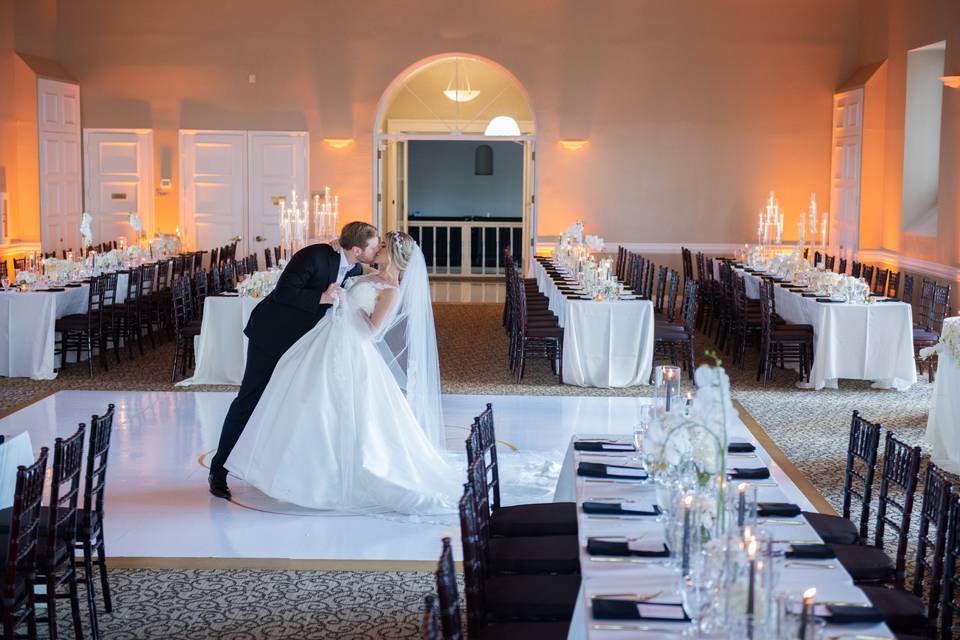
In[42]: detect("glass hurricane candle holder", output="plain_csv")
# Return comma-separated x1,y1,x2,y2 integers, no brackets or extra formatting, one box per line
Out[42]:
654,365,682,413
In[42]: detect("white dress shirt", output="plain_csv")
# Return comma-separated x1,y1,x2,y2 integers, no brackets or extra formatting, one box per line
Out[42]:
337,249,353,284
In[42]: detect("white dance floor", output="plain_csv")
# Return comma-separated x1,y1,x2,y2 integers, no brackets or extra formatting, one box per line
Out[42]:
0,390,653,567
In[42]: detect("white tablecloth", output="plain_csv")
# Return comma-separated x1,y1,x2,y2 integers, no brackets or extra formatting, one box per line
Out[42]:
737,269,916,391
530,260,654,388
0,274,129,380
177,294,263,386
556,407,893,639
0,432,35,509
926,317,960,474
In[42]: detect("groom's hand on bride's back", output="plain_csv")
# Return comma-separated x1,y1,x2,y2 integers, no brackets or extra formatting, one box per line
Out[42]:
319,283,342,306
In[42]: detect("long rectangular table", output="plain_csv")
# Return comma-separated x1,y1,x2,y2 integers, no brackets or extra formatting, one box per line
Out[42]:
732,265,916,391
0,274,129,380
530,259,655,388
556,402,893,639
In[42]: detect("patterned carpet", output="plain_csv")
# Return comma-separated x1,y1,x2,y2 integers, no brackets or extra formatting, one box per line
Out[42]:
1,302,943,639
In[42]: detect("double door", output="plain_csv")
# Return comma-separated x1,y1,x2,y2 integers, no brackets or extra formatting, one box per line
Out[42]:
180,131,308,263
38,78,82,254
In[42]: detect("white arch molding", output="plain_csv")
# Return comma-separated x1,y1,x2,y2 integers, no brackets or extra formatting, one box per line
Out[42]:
372,53,538,271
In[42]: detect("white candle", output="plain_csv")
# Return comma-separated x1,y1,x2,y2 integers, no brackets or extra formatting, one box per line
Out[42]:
800,587,816,639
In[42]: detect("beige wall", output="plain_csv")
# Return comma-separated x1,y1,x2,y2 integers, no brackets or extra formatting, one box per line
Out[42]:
41,0,863,245
857,0,959,268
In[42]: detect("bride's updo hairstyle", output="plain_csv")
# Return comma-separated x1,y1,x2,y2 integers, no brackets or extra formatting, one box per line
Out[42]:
385,230,416,275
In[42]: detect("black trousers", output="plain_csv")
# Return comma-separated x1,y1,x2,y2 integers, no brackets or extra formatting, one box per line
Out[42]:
209,340,281,476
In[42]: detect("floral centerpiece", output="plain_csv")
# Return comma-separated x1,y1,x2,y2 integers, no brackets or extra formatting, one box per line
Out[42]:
42,258,73,282
237,270,281,298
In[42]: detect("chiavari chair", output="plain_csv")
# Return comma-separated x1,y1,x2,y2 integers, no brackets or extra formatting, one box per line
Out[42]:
814,250,822,267
171,255,184,281
851,260,862,278
902,273,915,305
756,279,812,384
511,275,563,382
915,281,951,382
221,261,236,291
730,273,761,367
193,251,203,273
939,493,960,638
76,406,115,640
824,254,836,271
264,247,274,269
0,449,47,640
831,433,921,589
643,259,655,299
0,262,7,281
458,485,579,637
615,246,626,278
838,256,848,274
55,275,107,376
421,594,441,640
886,271,901,299
138,262,160,348
861,264,875,288
171,278,202,381
100,271,122,367
681,246,693,282
465,405,576,538
192,269,208,319
654,265,668,313
804,411,882,545
155,259,174,337
117,265,144,359
434,536,569,640
873,268,889,296
653,279,698,375
803,247,810,260
714,261,735,352
209,263,222,295
663,270,681,323
35,425,86,640
235,258,248,282
210,247,219,267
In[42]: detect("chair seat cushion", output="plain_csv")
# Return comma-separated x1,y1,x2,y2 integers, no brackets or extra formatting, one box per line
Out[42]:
55,314,93,331
476,620,570,640
489,534,580,575
526,326,564,338
829,543,896,583
771,328,814,340
859,585,927,632
802,511,860,545
491,502,578,537
913,328,939,343
485,574,580,621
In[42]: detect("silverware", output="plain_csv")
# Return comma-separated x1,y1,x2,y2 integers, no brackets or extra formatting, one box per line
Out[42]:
785,561,836,570
592,624,680,633
586,515,653,521
589,556,665,564
758,519,805,525
589,535,647,542
585,478,647,484
591,590,664,602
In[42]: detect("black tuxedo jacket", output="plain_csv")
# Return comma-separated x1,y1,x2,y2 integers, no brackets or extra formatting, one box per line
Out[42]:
244,243,362,358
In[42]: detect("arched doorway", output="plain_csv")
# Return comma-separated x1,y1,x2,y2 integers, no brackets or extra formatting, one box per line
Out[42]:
373,53,536,277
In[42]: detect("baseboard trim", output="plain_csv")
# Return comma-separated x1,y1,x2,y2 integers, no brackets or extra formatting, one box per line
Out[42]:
535,240,742,255
733,399,836,515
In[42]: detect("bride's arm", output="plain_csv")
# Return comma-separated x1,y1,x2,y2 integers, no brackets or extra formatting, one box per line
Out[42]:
365,287,398,331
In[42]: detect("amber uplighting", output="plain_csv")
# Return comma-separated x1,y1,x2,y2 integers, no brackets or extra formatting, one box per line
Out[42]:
323,138,354,149
558,140,588,151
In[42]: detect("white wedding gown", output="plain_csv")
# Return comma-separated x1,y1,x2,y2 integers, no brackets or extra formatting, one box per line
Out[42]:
225,275,462,515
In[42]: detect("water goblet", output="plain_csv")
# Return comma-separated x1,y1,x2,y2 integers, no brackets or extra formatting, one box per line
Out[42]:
1,276,9,290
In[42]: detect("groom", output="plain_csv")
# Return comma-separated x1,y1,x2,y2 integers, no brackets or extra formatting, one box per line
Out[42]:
208,221,381,499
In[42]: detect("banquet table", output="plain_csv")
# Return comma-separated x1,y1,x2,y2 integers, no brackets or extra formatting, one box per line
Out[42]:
555,405,894,639
529,259,655,388
734,266,916,391
0,273,129,380
0,432,35,509
177,294,263,386
926,317,959,474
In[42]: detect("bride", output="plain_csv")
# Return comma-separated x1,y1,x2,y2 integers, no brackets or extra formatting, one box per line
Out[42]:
225,231,461,515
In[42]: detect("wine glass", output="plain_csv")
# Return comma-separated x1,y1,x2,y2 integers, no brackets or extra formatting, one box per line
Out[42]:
1,276,9,290
680,552,714,637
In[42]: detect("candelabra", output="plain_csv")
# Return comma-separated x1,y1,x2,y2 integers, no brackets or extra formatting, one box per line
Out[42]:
278,190,310,260
757,190,784,253
313,186,339,242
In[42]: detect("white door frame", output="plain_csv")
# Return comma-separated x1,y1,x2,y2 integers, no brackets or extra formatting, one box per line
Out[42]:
828,88,864,262
82,128,155,242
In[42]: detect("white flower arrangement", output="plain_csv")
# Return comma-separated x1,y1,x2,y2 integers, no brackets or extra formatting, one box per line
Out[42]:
920,317,960,362
584,234,605,252
42,258,73,281
153,234,180,255
237,270,281,298
15,271,36,284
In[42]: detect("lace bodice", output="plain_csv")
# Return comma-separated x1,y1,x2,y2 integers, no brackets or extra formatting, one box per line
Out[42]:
343,275,395,315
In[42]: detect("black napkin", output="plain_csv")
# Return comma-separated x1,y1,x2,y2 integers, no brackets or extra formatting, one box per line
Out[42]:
592,598,690,622
816,298,841,303
729,467,770,480
785,544,835,559
727,442,756,453
586,538,670,557
757,502,801,517
41,287,66,292
801,292,818,297
577,461,648,480
823,604,885,624
582,502,660,516
875,298,899,303
574,441,636,453
64,283,82,288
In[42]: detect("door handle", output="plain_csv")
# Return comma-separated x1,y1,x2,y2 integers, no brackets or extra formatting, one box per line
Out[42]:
230,235,242,242
255,235,265,242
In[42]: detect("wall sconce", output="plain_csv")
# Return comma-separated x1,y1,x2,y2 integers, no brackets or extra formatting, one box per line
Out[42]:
324,138,354,149
940,76,960,88
558,140,588,151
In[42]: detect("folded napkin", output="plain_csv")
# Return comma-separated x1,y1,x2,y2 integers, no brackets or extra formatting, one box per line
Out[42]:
578,461,648,480
574,441,636,452
875,298,899,303
785,544,835,559
729,467,770,480
816,298,842,303
592,598,690,622
587,537,670,557
757,502,801,517
582,501,660,516
822,604,885,625
41,287,66,292
65,283,83,288
801,293,818,298
727,442,756,453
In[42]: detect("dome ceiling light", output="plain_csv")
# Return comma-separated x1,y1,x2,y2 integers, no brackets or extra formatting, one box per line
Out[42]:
484,116,521,136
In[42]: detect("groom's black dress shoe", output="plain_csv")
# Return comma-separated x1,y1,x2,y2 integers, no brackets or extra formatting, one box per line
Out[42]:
209,473,232,500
